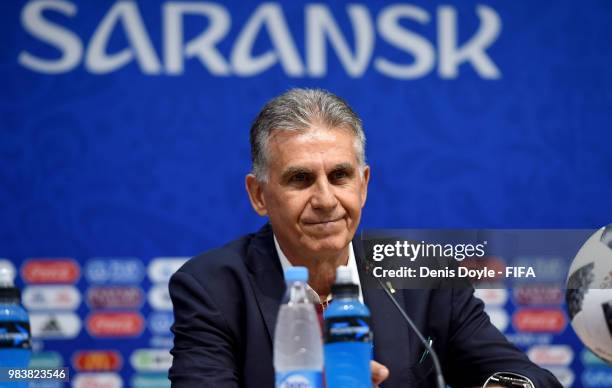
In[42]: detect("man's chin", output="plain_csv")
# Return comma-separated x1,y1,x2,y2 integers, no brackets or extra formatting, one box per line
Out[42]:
302,235,351,255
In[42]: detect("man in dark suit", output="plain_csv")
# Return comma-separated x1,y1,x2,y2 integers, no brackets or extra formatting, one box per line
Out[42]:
169,88,561,387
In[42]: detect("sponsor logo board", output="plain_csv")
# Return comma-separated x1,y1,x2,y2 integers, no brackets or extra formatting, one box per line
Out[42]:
512,309,566,333
527,345,574,366
484,307,509,332
73,350,123,372
30,312,81,339
582,367,612,387
148,257,188,284
512,285,563,306
582,349,608,366
26,382,63,388
131,373,171,388
85,258,144,284
21,259,80,284
149,312,174,336
504,333,553,348
130,349,173,372
547,367,574,387
30,339,44,352
474,288,508,306
86,286,144,309
149,336,173,349
23,285,81,311
148,284,172,311
73,373,122,388
87,312,144,337
512,257,565,283
29,351,64,368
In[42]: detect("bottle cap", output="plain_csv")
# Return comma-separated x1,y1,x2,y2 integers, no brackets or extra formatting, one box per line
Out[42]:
0,262,15,287
332,266,359,296
335,266,352,284
284,267,308,283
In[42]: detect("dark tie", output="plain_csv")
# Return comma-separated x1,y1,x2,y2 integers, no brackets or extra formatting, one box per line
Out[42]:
315,303,325,331
315,302,330,388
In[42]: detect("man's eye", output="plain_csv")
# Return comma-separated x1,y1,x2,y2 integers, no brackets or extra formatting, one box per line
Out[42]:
331,170,348,180
291,173,308,182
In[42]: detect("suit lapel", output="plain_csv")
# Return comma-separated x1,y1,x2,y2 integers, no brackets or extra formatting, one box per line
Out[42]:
245,224,285,345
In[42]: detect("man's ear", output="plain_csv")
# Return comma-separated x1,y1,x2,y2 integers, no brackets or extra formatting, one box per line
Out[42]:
360,165,370,208
245,174,268,216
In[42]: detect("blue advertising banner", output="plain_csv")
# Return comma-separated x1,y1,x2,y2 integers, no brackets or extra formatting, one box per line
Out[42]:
2,1,612,387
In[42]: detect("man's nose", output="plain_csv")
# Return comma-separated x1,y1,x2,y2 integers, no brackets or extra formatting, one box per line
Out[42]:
310,178,338,210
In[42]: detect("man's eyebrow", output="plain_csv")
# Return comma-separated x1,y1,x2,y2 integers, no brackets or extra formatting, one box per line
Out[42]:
281,166,312,180
330,163,355,172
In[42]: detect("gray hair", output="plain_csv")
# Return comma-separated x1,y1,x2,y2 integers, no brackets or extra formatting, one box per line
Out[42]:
250,88,366,181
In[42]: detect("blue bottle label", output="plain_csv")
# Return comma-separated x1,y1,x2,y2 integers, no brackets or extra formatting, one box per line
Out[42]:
0,321,31,349
275,370,322,388
324,316,372,343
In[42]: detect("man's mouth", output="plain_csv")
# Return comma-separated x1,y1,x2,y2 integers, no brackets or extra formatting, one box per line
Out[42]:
303,217,344,225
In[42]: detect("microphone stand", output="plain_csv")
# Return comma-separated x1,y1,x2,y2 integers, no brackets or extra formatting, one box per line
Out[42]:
373,275,446,388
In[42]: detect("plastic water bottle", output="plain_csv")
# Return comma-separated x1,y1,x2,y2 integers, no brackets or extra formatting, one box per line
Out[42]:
324,266,372,388
274,267,323,388
0,262,31,387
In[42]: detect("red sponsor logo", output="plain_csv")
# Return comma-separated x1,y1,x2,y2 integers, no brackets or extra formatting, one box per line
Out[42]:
21,259,80,284
73,373,121,388
87,286,143,309
513,285,563,306
527,345,574,366
87,312,144,337
513,309,566,333
474,289,508,306
73,350,123,371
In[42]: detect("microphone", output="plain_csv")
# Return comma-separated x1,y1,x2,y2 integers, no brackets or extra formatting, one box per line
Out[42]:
364,259,446,388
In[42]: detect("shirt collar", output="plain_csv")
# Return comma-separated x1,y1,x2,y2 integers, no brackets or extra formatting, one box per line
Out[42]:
273,234,363,304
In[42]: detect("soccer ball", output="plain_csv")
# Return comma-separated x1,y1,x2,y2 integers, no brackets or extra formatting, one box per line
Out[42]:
566,225,612,363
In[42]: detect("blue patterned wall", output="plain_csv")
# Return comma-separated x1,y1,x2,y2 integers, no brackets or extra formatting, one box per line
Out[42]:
1,1,612,387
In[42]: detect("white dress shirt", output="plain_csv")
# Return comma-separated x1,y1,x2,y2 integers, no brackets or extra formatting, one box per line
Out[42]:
274,234,364,304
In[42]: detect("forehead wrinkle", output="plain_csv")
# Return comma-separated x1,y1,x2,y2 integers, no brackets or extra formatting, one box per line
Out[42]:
268,125,353,149
266,127,361,178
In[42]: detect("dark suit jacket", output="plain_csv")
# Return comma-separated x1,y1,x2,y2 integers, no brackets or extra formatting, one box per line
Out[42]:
169,224,561,387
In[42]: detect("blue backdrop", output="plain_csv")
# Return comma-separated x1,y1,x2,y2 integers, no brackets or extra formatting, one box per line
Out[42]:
1,1,612,387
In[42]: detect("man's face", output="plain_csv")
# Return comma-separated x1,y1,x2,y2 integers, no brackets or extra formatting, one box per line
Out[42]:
247,125,369,259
